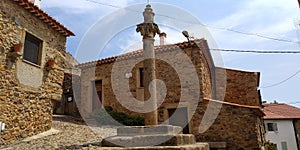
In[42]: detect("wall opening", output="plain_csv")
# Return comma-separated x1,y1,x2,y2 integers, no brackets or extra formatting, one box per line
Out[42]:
168,107,189,134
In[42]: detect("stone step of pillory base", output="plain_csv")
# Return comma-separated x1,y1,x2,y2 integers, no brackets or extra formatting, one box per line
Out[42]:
102,134,196,147
207,142,227,149
117,125,183,136
99,143,210,150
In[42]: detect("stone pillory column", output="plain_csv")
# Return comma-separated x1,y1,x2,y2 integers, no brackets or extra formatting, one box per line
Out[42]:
136,4,160,126
102,4,209,149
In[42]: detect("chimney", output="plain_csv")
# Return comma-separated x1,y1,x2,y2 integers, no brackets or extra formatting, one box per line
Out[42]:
159,32,167,45
29,0,41,8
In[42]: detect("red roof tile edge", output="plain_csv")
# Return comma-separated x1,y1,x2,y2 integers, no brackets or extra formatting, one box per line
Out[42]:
76,39,208,68
263,103,300,120
204,98,264,116
13,0,75,36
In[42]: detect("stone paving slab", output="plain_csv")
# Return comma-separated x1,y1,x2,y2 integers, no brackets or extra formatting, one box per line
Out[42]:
0,115,210,150
0,115,116,150
84,143,209,150
22,128,61,142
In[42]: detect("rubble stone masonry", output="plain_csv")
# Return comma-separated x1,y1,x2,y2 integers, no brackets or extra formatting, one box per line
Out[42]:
0,0,69,145
79,39,265,149
215,67,261,106
192,100,265,149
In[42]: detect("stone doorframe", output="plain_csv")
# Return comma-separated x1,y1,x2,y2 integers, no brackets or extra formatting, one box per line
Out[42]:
163,102,193,134
87,78,105,113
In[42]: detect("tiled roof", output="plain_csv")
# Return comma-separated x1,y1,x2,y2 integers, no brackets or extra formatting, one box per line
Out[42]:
12,0,75,36
77,39,210,68
263,103,300,119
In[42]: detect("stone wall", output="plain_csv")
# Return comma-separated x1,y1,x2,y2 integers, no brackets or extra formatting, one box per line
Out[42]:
79,40,212,118
54,51,80,116
0,0,68,145
54,73,81,117
215,67,261,106
78,39,265,149
191,100,265,149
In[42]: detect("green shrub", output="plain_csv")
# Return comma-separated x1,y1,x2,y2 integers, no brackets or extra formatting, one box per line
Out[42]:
89,107,144,126
266,141,277,150
104,106,113,112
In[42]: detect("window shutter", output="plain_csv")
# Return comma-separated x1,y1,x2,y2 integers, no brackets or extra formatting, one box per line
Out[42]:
264,123,268,131
273,123,278,131
23,33,42,65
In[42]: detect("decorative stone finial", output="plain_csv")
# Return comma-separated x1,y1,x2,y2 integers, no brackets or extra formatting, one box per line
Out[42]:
143,4,154,23
136,4,160,39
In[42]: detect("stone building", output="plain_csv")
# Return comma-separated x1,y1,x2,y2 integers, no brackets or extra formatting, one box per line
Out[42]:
0,0,74,145
77,37,266,149
54,52,80,116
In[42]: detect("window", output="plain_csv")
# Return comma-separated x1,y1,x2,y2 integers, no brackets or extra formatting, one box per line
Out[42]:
281,141,287,150
266,123,278,132
23,33,42,65
139,68,144,87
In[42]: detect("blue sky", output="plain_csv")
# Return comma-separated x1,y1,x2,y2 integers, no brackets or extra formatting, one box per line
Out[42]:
41,0,300,106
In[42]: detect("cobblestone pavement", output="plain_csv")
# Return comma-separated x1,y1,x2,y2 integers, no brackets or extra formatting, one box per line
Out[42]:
1,115,117,150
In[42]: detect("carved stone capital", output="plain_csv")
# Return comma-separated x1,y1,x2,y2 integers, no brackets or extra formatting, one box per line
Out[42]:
136,23,160,39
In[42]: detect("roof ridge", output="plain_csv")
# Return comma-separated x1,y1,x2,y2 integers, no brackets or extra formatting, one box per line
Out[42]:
12,0,74,36
263,103,300,119
264,107,285,117
77,39,205,68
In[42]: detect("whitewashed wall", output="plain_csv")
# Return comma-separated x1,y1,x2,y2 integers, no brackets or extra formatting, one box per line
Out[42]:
265,119,298,150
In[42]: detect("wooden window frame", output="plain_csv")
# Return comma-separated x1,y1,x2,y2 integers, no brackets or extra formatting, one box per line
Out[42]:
22,32,43,66
266,122,278,132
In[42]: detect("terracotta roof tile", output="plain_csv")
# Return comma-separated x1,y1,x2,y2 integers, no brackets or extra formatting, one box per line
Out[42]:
12,0,75,36
77,39,208,68
263,103,300,119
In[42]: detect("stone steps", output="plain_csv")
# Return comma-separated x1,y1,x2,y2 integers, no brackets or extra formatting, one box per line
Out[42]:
102,134,196,147
101,125,209,149
98,143,209,150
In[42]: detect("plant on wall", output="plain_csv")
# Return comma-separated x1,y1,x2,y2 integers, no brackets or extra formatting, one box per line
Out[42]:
13,41,23,52
266,140,277,150
47,56,55,67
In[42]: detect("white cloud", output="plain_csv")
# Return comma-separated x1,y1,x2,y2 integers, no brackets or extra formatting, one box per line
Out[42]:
206,0,300,70
208,0,299,50
41,0,135,14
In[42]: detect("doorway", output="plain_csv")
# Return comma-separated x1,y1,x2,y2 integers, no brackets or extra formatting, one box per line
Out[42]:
92,80,103,111
168,107,190,134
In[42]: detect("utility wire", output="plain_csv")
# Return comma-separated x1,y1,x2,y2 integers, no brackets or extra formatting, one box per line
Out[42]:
210,49,300,54
206,26,300,44
76,0,300,89
83,0,300,45
287,102,300,104
260,69,300,88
